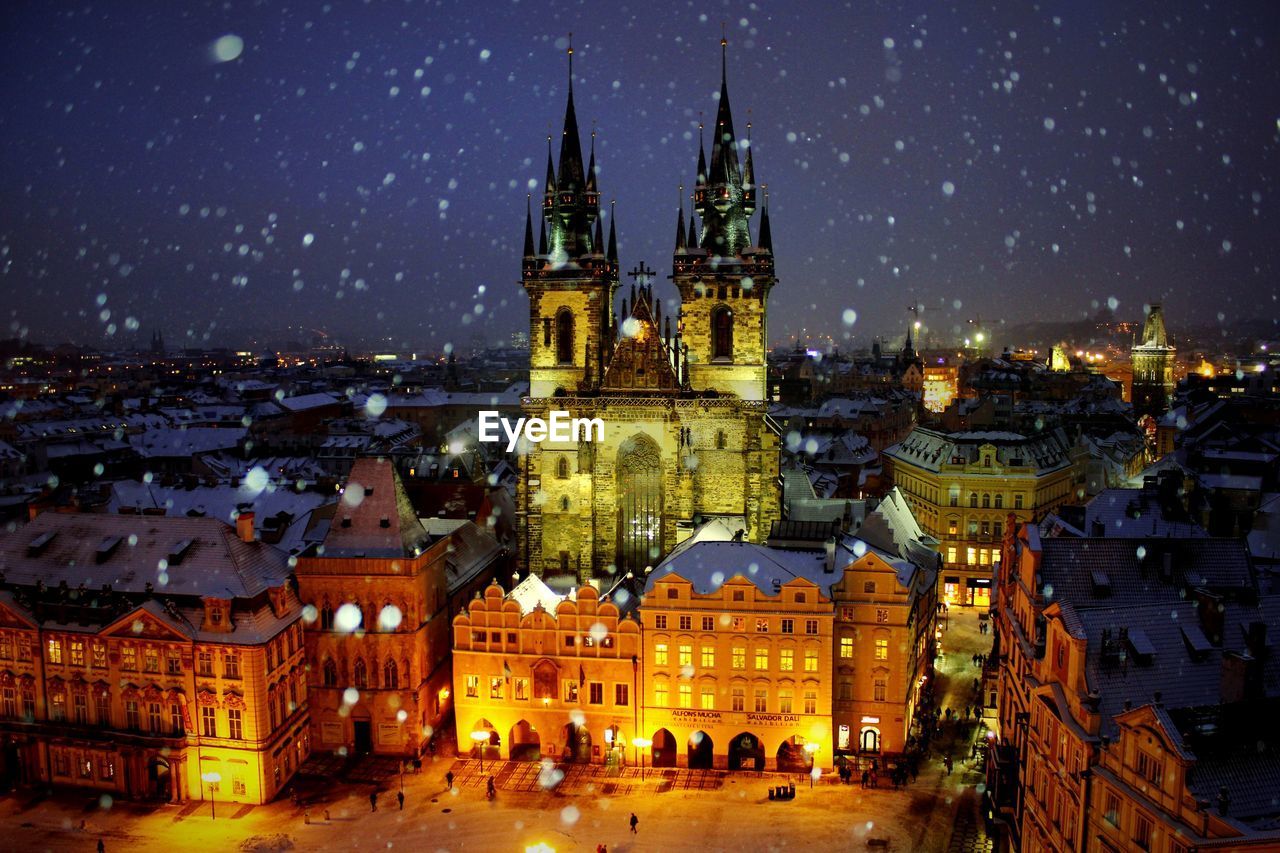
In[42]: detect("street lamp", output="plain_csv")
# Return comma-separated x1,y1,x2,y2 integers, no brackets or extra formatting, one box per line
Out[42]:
201,771,221,820
470,730,490,773
804,742,820,789
631,737,651,781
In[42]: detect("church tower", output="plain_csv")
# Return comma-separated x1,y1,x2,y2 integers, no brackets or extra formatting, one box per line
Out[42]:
517,44,780,583
522,45,619,398
1131,303,1175,419
672,38,776,401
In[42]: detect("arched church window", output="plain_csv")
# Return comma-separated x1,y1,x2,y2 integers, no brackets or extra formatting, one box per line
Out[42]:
322,658,337,687
617,434,663,573
383,659,398,690
556,309,574,365
353,658,367,688
556,456,569,479
969,493,978,508
982,494,990,508
712,306,733,361
560,496,570,512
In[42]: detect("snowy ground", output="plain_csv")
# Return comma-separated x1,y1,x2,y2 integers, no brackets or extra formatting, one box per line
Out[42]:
3,610,996,853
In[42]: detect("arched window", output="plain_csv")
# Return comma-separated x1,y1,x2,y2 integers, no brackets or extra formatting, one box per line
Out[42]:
994,494,1004,509
320,600,333,630
556,456,569,479
712,305,733,360
969,493,978,508
617,433,663,573
322,658,338,687
715,430,727,450
383,659,399,690
556,309,574,365
982,493,990,508
353,658,368,688
560,496,570,512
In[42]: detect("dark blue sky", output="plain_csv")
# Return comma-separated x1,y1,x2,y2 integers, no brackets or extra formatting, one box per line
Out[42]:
1,1,1277,352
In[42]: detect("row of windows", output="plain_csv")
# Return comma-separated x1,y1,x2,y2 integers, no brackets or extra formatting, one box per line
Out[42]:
948,491,1023,509
652,643,825,672
465,630,618,651
29,635,248,681
946,519,1005,538
463,674,629,707
654,613,821,633
659,587,815,606
944,546,1003,567
320,657,400,690
651,682,821,714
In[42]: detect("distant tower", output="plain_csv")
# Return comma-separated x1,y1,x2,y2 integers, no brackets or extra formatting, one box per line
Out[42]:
1131,304,1175,417
1050,344,1070,372
150,330,165,355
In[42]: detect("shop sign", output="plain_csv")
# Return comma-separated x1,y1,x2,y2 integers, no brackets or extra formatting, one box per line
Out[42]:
671,709,723,724
745,712,801,726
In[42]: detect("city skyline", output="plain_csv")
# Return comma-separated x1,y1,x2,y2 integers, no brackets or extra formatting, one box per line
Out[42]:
2,2,1278,350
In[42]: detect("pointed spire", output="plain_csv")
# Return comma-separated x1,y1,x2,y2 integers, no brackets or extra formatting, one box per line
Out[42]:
544,135,556,194
696,122,707,186
743,122,755,188
593,216,604,255
538,216,548,255
758,187,773,253
709,35,742,188
523,195,535,257
557,37,586,193
607,200,618,262
675,184,687,251
586,127,598,193
688,203,700,250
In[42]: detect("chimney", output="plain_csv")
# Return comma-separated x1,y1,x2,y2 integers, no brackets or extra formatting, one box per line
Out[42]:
1220,651,1249,705
235,509,256,543
1245,621,1267,660
824,536,837,573
1195,590,1225,645
1159,551,1173,581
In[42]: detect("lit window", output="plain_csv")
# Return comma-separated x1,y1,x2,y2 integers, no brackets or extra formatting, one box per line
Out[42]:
756,618,769,633
46,638,63,665
69,640,85,667
489,678,504,700
780,649,794,671
654,643,669,666
678,684,692,708
839,637,854,658
701,647,715,668
678,644,692,666
654,682,668,706
514,678,529,700
779,690,793,713
700,686,715,709
804,650,819,672
465,674,479,698
875,638,889,660
731,647,745,670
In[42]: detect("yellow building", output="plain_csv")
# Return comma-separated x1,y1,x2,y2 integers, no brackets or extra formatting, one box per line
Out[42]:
294,457,502,758
517,46,780,581
923,362,959,413
885,426,1087,606
641,538,835,772
450,578,641,766
0,511,309,805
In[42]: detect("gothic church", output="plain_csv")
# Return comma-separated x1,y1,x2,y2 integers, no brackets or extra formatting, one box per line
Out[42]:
516,41,782,581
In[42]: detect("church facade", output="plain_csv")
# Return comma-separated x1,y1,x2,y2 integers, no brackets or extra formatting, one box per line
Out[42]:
517,44,781,581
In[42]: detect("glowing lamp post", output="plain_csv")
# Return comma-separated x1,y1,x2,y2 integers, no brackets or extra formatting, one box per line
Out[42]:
631,737,652,781
804,742,820,789
470,730,490,772
201,771,221,820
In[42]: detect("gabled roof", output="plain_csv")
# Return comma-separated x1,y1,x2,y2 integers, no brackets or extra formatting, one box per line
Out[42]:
322,457,429,558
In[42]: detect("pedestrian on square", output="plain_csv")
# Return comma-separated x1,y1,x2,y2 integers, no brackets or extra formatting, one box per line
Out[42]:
397,791,404,810
630,812,639,834
861,769,869,788
97,841,105,853
324,808,331,822
304,810,310,825
446,770,454,790
370,791,378,812
945,755,953,776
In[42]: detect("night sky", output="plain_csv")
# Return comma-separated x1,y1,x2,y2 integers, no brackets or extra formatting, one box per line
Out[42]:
2,1,1277,352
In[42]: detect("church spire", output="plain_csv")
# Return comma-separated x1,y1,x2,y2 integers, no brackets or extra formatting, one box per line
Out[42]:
675,184,687,252
523,195,535,257
544,135,555,195
586,128,597,194
607,200,618,263
556,38,586,194
694,38,751,257
758,187,773,253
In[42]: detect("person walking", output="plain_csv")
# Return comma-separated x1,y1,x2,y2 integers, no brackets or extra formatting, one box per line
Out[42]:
446,770,454,790
97,841,105,853
369,791,378,812
629,812,639,834
397,791,405,810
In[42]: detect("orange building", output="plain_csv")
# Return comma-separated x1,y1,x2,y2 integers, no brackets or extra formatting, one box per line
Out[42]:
0,512,308,805
450,578,641,766
294,457,503,759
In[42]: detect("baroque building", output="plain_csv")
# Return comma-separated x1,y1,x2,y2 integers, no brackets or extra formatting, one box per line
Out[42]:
1130,303,1176,420
517,42,781,581
0,512,308,806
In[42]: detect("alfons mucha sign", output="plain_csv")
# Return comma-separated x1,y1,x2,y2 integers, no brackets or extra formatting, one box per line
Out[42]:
666,709,805,727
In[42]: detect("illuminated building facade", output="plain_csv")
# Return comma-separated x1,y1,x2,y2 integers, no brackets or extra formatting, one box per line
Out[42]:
884,427,1086,606
294,457,479,758
639,539,835,772
450,579,641,766
1131,304,1176,419
0,512,308,806
517,44,780,581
